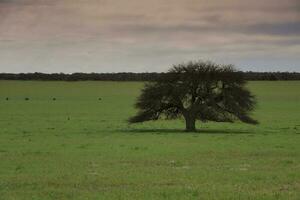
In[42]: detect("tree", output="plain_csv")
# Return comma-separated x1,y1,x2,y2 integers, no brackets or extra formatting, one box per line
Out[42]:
129,61,258,132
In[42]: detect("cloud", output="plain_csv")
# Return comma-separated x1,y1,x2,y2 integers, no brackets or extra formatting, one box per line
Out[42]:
245,22,300,36
0,0,299,72
0,0,55,5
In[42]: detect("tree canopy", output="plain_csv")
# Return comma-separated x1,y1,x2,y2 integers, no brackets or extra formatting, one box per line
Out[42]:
129,61,258,132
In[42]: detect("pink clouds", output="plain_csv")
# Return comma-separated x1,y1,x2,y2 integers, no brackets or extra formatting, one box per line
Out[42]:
0,0,299,72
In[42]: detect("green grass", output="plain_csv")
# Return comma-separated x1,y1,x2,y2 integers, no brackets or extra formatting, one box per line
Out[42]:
0,81,299,200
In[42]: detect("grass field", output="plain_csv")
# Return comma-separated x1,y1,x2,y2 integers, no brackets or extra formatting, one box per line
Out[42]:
0,81,299,200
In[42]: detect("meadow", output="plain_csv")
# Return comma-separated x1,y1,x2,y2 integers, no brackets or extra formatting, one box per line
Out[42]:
0,80,299,200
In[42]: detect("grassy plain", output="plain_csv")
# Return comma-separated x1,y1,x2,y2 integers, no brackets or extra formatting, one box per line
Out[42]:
0,81,299,200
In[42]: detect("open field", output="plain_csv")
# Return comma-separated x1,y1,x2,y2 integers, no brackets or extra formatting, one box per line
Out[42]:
0,81,299,200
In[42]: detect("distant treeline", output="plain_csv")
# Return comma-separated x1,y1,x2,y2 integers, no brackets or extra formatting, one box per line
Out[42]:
0,72,300,81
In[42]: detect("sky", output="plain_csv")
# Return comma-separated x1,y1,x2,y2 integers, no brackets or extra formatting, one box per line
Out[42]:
0,0,299,73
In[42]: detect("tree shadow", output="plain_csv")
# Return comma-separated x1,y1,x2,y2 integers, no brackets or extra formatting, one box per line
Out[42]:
121,128,254,135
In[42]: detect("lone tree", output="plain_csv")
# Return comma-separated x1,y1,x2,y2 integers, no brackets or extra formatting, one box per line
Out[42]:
129,61,258,132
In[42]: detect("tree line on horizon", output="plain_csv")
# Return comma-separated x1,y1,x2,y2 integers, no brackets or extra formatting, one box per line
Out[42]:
0,71,300,81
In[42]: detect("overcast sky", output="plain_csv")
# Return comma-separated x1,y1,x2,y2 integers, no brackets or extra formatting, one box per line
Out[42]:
0,0,299,73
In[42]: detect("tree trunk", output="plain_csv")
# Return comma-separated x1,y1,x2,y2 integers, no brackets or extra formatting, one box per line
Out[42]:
184,114,196,132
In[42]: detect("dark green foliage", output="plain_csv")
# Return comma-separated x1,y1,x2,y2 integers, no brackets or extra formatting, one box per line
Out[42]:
0,71,299,81
129,61,258,131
